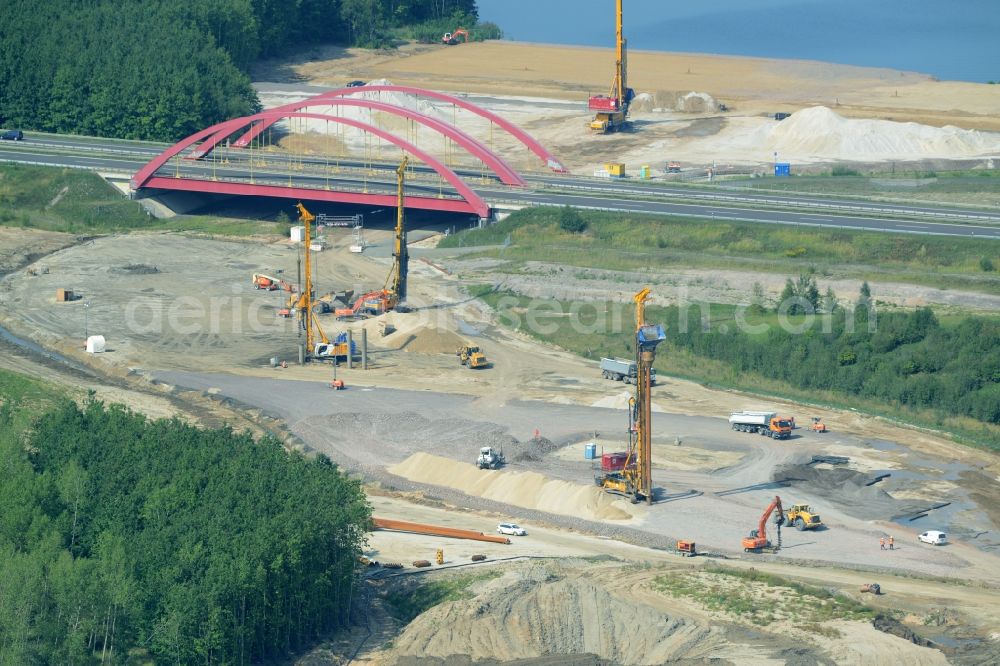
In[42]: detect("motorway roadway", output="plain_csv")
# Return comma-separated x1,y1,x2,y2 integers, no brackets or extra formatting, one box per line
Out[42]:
2,133,1000,239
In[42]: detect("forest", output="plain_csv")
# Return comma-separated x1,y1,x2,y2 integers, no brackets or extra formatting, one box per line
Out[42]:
0,386,371,664
0,0,489,142
663,298,1000,424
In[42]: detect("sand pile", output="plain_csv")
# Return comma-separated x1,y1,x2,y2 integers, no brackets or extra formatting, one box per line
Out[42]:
763,106,1000,160
389,453,634,521
631,90,718,113
591,390,665,413
388,567,724,664
401,325,467,354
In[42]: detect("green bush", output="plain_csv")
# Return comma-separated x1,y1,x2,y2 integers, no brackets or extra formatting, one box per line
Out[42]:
558,206,587,233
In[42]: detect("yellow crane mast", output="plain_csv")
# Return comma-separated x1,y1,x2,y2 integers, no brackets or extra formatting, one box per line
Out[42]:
589,0,635,133
384,155,409,308
291,203,348,361
595,287,665,504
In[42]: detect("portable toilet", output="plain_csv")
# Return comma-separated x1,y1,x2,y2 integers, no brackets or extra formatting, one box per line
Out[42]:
86,335,106,353
584,443,597,460
639,165,650,179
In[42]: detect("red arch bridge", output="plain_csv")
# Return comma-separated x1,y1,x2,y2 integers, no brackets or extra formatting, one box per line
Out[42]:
130,85,567,219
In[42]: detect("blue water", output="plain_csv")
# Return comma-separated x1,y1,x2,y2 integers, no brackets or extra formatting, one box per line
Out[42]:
477,0,1000,83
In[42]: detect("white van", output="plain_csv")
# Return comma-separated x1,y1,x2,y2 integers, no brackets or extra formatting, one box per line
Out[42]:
918,530,948,545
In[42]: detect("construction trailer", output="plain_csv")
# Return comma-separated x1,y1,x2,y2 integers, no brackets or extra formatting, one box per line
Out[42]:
589,0,635,133
595,288,665,504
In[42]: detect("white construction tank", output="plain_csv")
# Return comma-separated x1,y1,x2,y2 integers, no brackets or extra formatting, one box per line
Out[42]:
86,335,106,353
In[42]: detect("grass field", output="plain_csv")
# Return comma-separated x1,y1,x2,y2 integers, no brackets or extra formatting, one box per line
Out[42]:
653,565,874,632
730,169,1000,207
0,368,64,435
0,164,285,237
441,208,1000,295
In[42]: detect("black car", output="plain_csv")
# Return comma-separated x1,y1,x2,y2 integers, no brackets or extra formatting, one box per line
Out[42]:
1,129,24,141
345,80,366,87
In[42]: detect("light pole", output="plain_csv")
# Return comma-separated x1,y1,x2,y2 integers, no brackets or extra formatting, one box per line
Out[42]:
84,301,91,339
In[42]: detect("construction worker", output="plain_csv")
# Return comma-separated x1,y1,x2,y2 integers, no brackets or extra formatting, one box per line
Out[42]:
879,536,885,550
888,535,894,550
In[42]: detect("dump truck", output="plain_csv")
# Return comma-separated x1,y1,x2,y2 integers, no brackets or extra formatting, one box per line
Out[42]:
600,357,656,385
477,446,505,470
728,411,792,439
457,345,489,369
785,503,823,531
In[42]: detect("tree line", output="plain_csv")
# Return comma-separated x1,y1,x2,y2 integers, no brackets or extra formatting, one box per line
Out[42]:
0,398,370,664
658,286,1000,424
0,0,488,141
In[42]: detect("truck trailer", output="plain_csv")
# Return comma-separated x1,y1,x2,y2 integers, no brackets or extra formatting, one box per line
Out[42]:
728,411,792,439
600,357,657,385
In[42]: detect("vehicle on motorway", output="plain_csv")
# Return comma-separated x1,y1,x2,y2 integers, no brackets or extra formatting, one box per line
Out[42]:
497,523,526,536
1,129,24,141
918,530,948,545
345,80,366,87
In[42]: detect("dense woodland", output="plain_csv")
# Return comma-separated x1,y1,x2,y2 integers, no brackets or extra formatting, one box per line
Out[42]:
663,297,1000,424
0,392,370,664
0,0,488,141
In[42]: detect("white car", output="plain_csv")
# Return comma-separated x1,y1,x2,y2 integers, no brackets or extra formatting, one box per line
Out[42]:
918,530,948,545
498,523,527,536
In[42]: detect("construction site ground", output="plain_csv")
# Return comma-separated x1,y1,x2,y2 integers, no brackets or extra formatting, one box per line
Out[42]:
3,226,1000,664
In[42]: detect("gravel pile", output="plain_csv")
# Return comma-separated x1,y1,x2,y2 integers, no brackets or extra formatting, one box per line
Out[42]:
511,436,558,462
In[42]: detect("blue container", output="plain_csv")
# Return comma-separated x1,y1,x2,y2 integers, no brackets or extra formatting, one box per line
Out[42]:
584,443,597,460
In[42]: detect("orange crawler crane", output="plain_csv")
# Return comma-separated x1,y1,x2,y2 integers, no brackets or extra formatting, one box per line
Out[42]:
742,495,785,553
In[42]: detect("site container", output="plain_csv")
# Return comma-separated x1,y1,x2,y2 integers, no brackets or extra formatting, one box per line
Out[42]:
601,452,628,471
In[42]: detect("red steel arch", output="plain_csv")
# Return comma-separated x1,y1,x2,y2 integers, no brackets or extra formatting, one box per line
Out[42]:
132,111,490,217
230,85,567,172
193,98,525,186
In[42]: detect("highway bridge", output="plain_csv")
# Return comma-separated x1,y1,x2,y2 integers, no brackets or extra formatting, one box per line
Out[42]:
1,86,999,239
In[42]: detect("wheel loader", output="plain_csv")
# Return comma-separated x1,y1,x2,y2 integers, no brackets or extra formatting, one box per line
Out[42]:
457,345,489,369
785,503,823,531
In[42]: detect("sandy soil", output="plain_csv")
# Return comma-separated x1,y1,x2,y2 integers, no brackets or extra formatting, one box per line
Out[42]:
0,227,77,274
253,40,1000,174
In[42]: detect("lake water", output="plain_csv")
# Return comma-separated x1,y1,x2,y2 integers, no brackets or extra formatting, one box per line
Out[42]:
477,0,999,83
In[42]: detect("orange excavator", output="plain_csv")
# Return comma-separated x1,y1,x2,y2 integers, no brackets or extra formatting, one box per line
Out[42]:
742,495,785,553
442,28,470,45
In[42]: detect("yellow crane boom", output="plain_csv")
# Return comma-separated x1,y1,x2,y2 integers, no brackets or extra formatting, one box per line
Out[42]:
595,287,665,504
588,0,635,133
294,203,330,351
385,155,409,304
